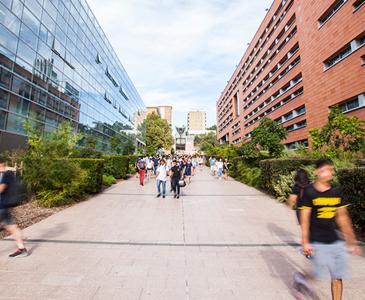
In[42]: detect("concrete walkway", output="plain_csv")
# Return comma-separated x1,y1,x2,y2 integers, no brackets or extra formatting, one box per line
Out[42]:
0,168,364,299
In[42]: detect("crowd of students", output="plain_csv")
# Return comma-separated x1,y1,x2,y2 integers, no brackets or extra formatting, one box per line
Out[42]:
135,155,205,198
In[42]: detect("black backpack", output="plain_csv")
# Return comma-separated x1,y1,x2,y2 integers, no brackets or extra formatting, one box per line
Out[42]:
0,172,28,208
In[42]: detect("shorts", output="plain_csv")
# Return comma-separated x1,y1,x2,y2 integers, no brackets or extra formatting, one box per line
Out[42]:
312,240,349,280
0,209,15,225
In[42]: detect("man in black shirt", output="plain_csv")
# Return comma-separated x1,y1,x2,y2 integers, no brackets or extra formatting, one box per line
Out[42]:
0,157,27,258
299,158,361,299
169,160,182,199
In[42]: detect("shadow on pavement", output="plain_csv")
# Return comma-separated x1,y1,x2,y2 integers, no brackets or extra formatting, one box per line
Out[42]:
26,222,68,255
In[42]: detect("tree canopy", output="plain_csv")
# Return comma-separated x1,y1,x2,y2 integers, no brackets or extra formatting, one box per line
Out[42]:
145,113,174,155
310,106,365,158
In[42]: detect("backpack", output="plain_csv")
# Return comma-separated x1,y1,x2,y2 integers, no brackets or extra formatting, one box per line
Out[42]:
0,172,28,208
138,160,146,170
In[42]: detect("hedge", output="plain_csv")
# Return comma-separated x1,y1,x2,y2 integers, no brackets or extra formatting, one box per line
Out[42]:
70,158,104,193
103,155,130,179
259,159,315,195
337,167,365,233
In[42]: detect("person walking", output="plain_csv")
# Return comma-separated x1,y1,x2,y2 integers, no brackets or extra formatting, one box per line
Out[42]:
153,157,159,176
184,159,193,184
146,158,154,181
223,159,230,180
297,158,362,300
0,157,28,258
137,158,146,186
170,160,183,199
156,159,168,198
216,159,224,179
287,169,310,224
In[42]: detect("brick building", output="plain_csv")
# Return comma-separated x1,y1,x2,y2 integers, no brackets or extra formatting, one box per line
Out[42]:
217,0,365,149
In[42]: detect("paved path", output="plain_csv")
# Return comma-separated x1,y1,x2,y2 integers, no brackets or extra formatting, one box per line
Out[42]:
1,168,364,299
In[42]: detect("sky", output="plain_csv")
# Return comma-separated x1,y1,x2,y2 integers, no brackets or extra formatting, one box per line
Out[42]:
87,0,273,128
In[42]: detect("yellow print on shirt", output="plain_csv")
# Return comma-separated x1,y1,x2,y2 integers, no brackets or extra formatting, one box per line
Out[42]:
313,197,341,206
317,207,337,219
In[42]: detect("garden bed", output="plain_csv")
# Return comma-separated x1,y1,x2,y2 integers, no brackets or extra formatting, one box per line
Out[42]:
0,201,71,239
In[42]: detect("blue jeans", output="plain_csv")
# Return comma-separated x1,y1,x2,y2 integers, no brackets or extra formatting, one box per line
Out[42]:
157,180,166,196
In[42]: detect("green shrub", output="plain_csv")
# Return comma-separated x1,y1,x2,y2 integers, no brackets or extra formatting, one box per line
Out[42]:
70,158,104,193
235,159,262,188
337,167,365,233
272,172,296,203
128,155,138,174
103,174,117,186
103,155,130,179
260,159,315,195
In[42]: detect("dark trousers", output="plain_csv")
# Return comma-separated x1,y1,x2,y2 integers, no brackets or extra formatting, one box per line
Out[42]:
171,178,180,195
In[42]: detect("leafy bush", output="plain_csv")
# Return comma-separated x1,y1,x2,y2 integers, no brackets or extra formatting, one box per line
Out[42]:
35,173,86,207
337,167,365,233
128,155,138,174
70,158,104,193
235,159,262,188
260,159,315,195
103,155,130,179
272,172,296,203
103,174,117,186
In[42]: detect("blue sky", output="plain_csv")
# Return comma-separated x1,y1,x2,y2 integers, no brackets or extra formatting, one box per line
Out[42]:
88,0,273,128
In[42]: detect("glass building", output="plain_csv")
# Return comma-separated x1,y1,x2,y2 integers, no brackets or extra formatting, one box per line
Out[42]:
0,0,145,152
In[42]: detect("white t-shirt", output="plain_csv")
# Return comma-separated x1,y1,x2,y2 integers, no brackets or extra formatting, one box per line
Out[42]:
156,165,168,181
217,161,223,169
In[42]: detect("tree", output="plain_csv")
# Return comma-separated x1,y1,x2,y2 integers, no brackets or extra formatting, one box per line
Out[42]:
194,131,219,152
310,106,365,157
145,113,173,155
206,125,217,131
250,118,288,157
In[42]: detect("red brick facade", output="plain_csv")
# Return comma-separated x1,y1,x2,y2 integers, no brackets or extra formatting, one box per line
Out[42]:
216,0,365,148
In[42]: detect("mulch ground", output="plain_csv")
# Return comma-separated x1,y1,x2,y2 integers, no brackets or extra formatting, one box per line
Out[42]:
0,201,72,239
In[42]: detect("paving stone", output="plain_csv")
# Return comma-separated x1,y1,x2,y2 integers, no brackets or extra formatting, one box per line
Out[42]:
0,168,363,299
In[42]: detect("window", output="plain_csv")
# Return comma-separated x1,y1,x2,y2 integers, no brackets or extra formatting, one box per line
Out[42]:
339,93,365,112
0,88,9,109
353,0,365,10
318,0,347,27
0,2,21,35
324,45,352,68
6,112,27,134
234,92,240,117
0,67,12,89
0,23,18,54
0,110,6,129
324,33,365,69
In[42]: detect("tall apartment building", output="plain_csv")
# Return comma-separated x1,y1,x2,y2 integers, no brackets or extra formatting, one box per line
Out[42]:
187,111,206,135
217,0,365,149
146,106,172,125
0,0,145,152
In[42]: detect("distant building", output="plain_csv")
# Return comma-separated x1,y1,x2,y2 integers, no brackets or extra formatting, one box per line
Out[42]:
0,0,145,153
217,0,365,148
187,111,207,135
146,106,173,125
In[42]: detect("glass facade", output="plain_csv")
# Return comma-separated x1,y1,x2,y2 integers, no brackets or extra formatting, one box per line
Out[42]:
0,0,145,152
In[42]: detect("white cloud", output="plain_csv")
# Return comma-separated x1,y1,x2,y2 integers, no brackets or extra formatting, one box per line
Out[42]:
87,0,273,127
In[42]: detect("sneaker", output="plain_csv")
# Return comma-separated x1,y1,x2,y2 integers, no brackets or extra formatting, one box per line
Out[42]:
162,195,165,198
173,194,177,198
157,194,161,198
177,195,180,199
9,248,28,258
